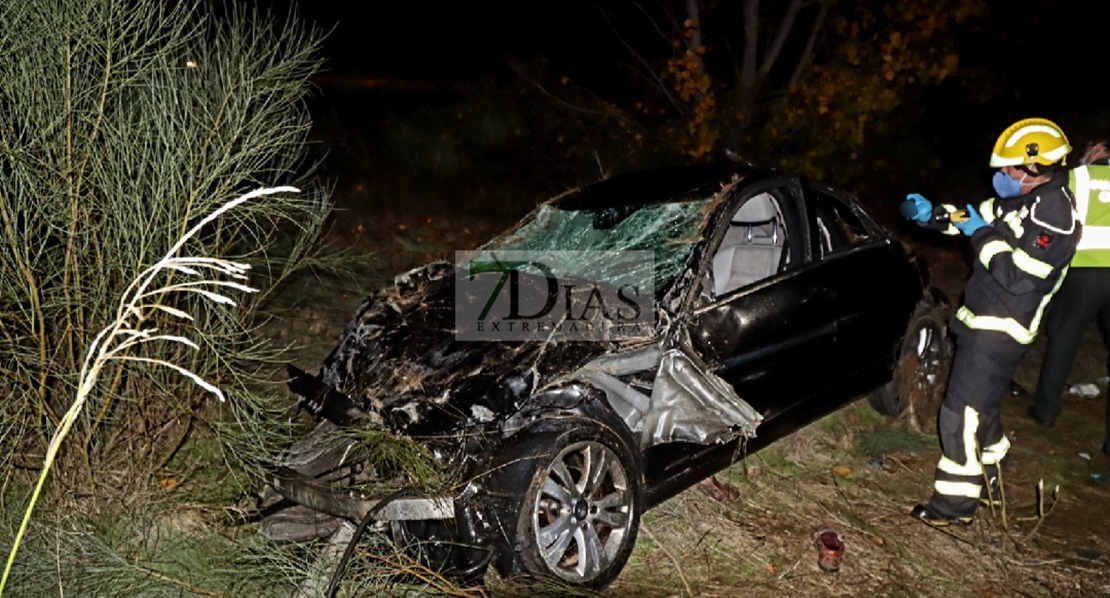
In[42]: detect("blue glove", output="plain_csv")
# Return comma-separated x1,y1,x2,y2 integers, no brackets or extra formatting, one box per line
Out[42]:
901,193,933,222
953,204,988,236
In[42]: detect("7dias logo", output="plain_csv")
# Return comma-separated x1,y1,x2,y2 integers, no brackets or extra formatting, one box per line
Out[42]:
455,250,655,341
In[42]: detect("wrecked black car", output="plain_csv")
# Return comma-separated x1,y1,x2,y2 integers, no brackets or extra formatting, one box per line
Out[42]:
258,160,950,591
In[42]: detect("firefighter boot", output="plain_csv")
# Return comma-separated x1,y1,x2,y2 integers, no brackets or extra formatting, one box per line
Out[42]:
911,503,973,527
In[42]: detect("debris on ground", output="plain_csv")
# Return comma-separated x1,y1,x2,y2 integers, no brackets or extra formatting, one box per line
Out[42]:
696,475,741,503
865,458,888,470
1068,383,1100,398
813,525,845,573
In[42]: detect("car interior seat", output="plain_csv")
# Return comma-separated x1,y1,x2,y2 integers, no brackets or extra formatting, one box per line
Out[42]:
711,192,785,296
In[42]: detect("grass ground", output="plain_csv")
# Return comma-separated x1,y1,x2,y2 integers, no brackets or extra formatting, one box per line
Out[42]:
270,184,1110,597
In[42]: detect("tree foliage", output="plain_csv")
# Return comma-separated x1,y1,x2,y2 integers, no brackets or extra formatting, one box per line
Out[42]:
493,0,994,179
760,0,991,176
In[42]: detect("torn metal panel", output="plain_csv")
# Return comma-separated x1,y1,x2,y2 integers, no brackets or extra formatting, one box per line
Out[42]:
575,343,662,376
642,347,763,447
569,342,763,448
576,369,649,434
571,344,661,434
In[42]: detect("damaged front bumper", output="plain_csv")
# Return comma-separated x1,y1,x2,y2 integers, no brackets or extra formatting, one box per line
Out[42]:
268,466,454,522
272,367,456,523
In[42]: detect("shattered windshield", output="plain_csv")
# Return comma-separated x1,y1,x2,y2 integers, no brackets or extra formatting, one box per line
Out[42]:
482,199,715,292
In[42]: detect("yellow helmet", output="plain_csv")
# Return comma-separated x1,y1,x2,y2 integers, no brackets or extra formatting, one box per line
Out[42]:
989,118,1071,167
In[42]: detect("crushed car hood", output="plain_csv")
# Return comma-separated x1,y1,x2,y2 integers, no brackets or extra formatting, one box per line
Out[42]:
318,261,653,436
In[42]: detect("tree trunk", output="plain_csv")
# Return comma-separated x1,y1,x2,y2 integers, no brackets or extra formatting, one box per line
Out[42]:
724,0,821,153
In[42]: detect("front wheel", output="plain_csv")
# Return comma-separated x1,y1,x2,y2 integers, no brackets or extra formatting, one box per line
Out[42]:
504,418,642,589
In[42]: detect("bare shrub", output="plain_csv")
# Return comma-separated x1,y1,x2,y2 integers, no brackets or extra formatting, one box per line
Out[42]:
0,0,333,486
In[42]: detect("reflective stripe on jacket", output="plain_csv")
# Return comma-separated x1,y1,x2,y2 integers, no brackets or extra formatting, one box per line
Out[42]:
1069,164,1110,267
944,179,1080,346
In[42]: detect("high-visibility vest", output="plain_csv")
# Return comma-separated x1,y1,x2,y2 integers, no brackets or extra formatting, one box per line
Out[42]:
1069,164,1110,267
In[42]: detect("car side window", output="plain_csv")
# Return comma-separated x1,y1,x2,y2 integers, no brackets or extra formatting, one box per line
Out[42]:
810,188,872,259
709,190,790,296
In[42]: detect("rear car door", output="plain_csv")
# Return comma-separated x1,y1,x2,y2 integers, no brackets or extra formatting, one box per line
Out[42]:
802,181,921,382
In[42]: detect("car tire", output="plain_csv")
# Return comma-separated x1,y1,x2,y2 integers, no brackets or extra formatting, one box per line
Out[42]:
867,301,952,432
498,417,642,590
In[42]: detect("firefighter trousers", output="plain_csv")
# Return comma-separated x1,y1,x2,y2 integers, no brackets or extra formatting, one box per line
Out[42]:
928,335,1023,518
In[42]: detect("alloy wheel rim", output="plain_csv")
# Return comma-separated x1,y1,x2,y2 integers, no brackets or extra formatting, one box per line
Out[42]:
531,440,633,582
913,322,943,382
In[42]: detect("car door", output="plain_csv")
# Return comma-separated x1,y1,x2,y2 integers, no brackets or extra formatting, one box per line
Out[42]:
686,176,840,421
802,181,920,380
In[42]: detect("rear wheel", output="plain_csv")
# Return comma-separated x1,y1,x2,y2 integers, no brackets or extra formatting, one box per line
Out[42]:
867,302,952,432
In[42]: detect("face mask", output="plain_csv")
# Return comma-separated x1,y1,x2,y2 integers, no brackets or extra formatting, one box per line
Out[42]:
992,170,1025,198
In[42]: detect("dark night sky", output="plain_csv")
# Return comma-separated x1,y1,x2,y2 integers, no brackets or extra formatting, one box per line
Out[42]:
287,0,654,94
970,3,1110,117
286,1,1109,115
273,0,1110,190
288,1,1106,92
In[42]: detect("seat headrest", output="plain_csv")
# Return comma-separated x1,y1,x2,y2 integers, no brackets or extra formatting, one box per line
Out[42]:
732,193,777,223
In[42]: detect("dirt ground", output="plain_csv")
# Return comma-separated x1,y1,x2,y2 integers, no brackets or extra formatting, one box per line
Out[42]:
282,201,1110,597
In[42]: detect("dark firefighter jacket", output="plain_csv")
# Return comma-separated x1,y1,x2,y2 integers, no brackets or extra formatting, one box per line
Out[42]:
925,175,1081,357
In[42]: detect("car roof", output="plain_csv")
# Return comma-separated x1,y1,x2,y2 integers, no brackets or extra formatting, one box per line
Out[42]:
553,161,757,211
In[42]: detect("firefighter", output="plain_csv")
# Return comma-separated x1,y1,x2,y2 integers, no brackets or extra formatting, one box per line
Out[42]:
901,117,1081,525
1027,140,1110,455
